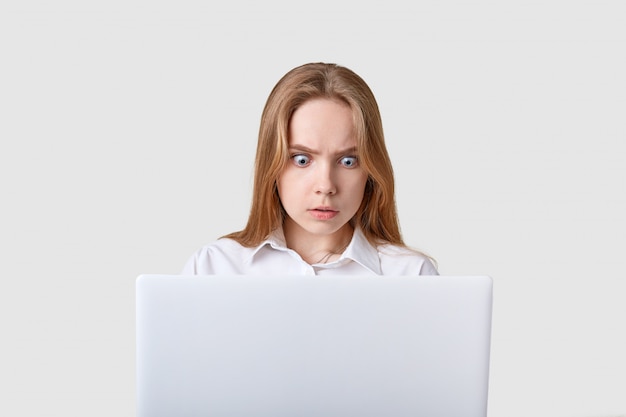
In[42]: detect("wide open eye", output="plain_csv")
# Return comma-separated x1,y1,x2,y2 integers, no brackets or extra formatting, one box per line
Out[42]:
339,156,358,169
291,154,311,167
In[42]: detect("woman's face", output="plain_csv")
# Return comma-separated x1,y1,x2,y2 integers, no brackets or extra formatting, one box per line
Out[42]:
277,98,368,243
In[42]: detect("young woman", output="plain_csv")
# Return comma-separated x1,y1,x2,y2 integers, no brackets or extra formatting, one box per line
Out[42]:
182,62,437,276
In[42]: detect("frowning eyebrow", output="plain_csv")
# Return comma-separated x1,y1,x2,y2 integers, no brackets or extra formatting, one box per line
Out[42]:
288,144,358,155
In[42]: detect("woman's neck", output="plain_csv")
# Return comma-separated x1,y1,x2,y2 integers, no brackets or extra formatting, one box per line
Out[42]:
283,220,353,265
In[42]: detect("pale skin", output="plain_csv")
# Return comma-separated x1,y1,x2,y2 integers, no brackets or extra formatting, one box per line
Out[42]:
277,98,368,265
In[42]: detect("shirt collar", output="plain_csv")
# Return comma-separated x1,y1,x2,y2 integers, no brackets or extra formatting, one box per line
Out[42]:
245,228,289,262
341,227,382,274
247,227,382,274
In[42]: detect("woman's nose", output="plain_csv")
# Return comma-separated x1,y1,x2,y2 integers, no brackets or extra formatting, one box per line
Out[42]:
314,164,336,195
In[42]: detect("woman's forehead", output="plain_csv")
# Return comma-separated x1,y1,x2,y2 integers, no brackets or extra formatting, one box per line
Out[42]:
288,99,355,145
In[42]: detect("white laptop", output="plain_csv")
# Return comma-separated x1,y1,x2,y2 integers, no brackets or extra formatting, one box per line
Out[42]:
136,275,493,417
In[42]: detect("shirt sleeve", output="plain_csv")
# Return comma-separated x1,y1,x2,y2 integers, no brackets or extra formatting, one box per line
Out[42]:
419,258,439,275
180,248,216,275
180,242,236,275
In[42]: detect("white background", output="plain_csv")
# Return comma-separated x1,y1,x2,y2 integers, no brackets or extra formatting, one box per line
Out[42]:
1,1,625,416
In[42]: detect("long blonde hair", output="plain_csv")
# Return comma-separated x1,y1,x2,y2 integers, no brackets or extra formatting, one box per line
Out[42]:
225,62,404,248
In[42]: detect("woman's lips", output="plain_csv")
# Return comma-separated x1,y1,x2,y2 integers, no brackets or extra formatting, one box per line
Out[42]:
309,207,339,220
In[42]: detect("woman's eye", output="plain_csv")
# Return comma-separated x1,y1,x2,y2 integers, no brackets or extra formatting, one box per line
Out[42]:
340,156,358,168
292,154,311,167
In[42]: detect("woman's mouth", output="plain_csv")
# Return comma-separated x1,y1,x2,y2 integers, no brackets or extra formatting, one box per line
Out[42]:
309,207,339,220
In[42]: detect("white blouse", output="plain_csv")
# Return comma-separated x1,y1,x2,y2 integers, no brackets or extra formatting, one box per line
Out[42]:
181,228,438,276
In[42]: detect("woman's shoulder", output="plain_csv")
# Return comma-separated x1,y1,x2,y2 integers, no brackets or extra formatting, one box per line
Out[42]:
181,237,254,275
203,237,249,251
376,243,439,275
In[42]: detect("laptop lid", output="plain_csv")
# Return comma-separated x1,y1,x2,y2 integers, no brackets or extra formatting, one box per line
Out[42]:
136,274,492,417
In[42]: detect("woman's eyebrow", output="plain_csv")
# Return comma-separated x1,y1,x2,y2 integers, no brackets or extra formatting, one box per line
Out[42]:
338,146,358,155
288,144,358,155
288,144,316,153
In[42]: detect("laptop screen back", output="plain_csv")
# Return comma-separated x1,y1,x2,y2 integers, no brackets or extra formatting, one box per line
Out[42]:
136,275,493,417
